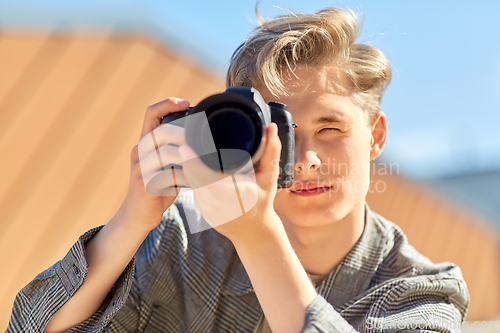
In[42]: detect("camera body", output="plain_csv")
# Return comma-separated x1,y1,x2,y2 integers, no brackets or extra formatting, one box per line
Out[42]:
161,86,295,188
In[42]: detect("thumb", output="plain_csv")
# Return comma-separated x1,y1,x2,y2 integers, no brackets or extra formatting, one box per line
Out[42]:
256,123,282,190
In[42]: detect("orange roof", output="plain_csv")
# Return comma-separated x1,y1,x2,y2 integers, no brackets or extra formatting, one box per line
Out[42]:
0,31,224,329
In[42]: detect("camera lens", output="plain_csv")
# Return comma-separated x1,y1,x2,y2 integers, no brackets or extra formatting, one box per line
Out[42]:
198,107,258,171
207,108,256,151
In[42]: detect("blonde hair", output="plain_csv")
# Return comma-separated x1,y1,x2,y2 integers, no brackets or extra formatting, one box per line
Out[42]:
226,7,392,122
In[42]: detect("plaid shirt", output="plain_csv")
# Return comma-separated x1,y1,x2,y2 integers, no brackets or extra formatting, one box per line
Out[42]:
7,191,469,332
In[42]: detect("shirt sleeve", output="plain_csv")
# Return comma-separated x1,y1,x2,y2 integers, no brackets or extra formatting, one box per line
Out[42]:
300,270,469,333
300,295,357,332
6,225,136,333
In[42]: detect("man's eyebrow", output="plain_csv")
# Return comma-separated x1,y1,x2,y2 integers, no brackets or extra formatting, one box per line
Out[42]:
314,114,349,125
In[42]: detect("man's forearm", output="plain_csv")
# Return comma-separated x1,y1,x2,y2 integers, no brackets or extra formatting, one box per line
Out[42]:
232,214,318,333
43,204,152,333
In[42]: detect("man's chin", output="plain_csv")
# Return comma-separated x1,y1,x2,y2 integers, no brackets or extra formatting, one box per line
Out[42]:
278,209,344,229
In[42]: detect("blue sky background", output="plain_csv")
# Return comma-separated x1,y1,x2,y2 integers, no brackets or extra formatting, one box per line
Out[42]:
1,0,499,179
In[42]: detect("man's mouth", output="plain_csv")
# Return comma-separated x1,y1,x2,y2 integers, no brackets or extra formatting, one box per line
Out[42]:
290,182,332,196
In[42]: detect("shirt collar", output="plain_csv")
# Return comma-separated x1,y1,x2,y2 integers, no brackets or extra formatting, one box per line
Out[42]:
316,203,390,308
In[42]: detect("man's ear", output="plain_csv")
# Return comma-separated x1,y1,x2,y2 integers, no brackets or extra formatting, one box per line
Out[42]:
369,111,387,161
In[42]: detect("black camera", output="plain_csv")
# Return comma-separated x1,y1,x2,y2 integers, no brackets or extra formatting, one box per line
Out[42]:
161,86,295,188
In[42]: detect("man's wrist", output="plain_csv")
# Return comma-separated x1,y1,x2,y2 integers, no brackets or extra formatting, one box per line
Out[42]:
228,210,286,251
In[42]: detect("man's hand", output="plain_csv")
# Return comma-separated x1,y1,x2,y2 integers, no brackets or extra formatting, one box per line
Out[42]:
124,98,191,232
179,123,283,243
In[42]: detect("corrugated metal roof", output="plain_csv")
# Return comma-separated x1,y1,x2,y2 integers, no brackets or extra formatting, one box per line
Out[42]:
366,164,500,321
0,31,224,329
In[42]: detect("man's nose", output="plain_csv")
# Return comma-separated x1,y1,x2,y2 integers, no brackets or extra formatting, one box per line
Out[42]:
294,143,321,174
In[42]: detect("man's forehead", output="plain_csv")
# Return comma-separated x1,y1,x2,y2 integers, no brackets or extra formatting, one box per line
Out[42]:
281,65,352,97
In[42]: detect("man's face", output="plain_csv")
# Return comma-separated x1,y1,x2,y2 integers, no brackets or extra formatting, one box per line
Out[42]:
258,65,384,228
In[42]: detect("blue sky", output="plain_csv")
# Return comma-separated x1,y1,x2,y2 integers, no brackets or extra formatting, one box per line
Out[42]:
1,0,500,179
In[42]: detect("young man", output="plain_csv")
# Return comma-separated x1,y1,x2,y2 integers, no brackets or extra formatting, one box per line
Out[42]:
8,7,468,333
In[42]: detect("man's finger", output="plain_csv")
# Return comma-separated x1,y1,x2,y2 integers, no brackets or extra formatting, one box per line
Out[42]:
139,98,190,140
256,123,282,190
